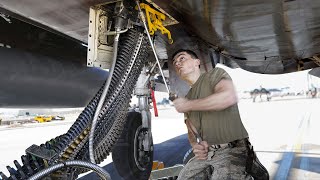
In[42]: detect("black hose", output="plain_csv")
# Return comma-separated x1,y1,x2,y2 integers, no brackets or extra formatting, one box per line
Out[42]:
28,160,111,180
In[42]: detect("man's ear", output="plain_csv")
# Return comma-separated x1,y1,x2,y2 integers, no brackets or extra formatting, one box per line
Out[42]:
195,59,201,66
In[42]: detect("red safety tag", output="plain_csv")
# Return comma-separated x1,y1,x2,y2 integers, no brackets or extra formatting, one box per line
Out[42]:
150,88,158,117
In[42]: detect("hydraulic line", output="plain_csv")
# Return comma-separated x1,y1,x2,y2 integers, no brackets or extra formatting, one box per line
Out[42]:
136,1,170,94
28,160,111,180
89,32,120,164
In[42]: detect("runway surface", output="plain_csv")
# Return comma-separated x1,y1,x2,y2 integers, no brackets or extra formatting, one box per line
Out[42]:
0,97,320,179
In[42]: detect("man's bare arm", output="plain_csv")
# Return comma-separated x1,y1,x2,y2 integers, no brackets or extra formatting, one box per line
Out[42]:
174,79,237,113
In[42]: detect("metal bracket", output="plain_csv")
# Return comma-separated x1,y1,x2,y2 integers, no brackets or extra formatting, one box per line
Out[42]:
312,56,320,66
137,3,173,44
297,59,304,71
0,13,11,23
87,7,114,69
145,0,178,26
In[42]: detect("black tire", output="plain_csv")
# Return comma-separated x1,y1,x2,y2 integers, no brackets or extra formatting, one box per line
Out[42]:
112,112,153,180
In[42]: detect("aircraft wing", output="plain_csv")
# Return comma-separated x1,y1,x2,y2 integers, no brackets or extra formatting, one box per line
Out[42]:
0,0,101,43
1,0,320,73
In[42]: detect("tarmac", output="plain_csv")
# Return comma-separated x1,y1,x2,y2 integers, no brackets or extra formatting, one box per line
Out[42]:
0,98,320,179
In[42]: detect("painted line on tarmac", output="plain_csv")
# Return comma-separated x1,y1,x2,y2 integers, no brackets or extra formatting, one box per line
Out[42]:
274,112,311,180
298,114,311,180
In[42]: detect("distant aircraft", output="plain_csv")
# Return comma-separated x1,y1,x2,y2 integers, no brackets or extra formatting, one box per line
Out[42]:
0,0,320,179
250,87,271,102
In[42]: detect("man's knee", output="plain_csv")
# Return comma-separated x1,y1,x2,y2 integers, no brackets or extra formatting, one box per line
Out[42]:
211,166,254,180
177,162,212,180
246,146,269,180
178,167,211,180
249,157,269,180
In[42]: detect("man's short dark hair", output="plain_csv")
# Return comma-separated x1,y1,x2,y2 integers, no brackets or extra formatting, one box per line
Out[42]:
171,49,199,61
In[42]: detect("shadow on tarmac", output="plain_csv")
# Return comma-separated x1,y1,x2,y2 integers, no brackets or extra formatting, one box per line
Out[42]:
79,134,191,180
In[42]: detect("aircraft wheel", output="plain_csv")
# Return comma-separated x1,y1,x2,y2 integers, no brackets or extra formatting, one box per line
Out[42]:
112,112,153,180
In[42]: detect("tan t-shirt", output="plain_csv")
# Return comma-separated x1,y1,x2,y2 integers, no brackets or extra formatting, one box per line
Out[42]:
185,67,248,145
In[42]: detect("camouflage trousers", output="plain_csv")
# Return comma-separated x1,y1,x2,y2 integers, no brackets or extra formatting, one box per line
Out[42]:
177,143,269,180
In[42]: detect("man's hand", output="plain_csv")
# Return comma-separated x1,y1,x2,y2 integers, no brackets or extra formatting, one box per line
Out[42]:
173,97,192,113
192,141,209,160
